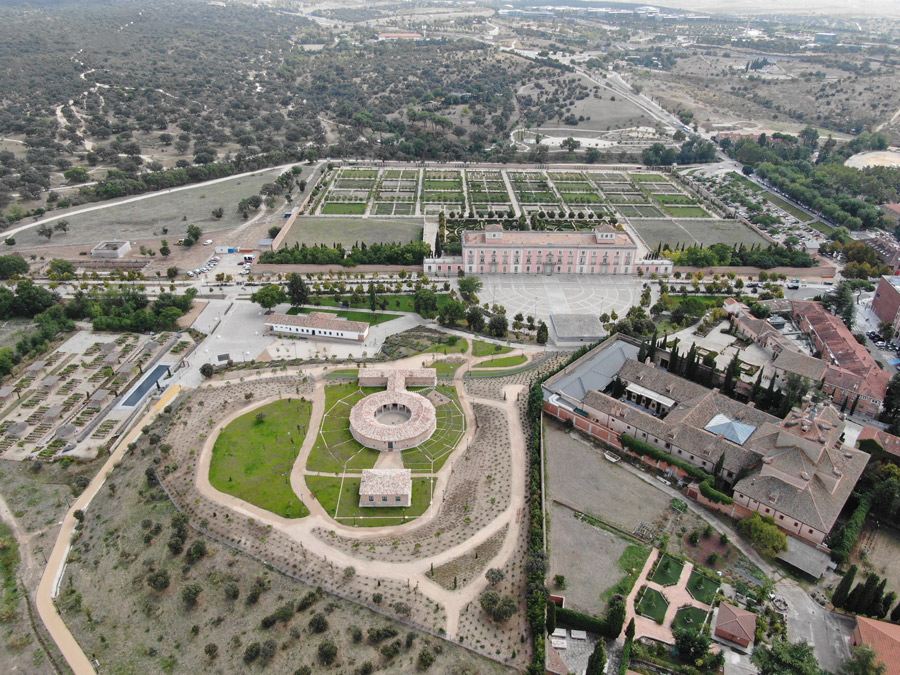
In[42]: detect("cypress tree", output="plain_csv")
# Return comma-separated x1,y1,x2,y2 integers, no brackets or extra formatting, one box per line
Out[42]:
846,580,867,614
879,591,897,620
853,574,880,615
850,394,860,416
891,598,900,623
831,564,856,609
751,371,763,403
637,341,648,363
546,601,557,635
586,639,606,675
867,578,888,617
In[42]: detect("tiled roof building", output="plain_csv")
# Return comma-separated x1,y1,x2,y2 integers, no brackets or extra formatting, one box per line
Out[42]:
543,336,869,546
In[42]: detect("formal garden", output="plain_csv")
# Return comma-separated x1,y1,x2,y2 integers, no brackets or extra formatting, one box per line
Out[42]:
636,586,669,623
306,382,465,474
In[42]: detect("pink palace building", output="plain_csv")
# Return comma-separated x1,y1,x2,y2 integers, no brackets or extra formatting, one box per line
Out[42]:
424,223,672,277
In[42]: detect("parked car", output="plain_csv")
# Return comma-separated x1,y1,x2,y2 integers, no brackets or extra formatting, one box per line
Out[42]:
203,239,213,246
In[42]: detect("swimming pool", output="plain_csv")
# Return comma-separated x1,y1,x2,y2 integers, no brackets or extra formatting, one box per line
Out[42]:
121,364,171,408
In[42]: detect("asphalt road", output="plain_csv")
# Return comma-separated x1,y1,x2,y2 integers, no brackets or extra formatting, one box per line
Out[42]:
780,578,855,672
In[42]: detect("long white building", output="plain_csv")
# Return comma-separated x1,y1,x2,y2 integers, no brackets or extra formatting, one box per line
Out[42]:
264,312,369,342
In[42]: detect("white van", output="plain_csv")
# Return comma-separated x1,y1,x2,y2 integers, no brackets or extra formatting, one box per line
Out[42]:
243,254,255,262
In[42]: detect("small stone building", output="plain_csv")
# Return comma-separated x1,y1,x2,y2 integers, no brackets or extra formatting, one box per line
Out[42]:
91,241,132,259
714,603,757,648
358,469,412,507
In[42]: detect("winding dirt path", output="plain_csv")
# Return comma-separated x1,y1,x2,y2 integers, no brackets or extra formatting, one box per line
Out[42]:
189,348,530,637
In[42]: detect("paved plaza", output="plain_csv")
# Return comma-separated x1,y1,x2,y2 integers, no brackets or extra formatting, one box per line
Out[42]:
478,274,645,322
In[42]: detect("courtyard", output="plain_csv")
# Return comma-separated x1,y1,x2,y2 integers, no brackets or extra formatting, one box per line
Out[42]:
477,274,646,323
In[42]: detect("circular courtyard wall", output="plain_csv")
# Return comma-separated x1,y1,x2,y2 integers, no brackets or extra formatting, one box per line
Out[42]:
349,389,437,451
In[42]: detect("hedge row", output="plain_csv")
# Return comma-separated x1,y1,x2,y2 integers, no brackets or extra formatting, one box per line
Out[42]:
699,479,734,505
556,608,606,635
525,343,598,675
556,600,626,639
832,496,871,564
619,434,710,482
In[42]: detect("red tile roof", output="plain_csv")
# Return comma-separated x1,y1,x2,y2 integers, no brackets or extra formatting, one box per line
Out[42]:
858,427,900,458
715,603,757,643
855,616,900,675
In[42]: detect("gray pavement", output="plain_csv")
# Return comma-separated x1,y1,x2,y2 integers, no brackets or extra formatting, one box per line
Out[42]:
780,578,854,673
477,274,644,323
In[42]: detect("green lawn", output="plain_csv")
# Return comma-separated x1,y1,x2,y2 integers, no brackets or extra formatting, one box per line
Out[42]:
418,338,468,355
341,169,379,178
602,544,652,601
662,205,710,218
762,193,813,222
306,384,465,474
808,220,835,236
653,194,695,205
209,399,311,519
472,340,513,357
650,555,684,586
304,293,452,315
672,606,709,632
728,172,764,192
305,475,434,527
433,361,464,377
636,587,669,623
630,173,668,183
473,354,528,369
686,569,719,605
321,202,367,215
286,306,401,326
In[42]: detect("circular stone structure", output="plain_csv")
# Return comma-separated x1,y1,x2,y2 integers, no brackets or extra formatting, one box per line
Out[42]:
350,389,437,451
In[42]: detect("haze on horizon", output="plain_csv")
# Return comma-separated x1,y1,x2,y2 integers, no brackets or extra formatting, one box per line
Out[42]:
622,0,900,19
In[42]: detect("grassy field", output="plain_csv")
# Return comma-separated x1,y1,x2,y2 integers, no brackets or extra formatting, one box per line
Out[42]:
629,173,668,183
650,555,684,586
472,340,513,357
209,398,311,518
636,587,669,623
307,293,452,314
662,205,710,218
307,383,382,474
473,354,527,369
12,165,308,249
418,337,468,355
601,544,652,602
763,193,814,222
286,306,401,326
305,475,434,527
728,171,764,193
686,570,718,605
653,194,695,205
672,606,709,632
632,218,768,249
321,202,367,215
282,216,423,247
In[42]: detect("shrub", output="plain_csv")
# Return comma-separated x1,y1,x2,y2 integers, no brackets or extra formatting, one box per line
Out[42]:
417,647,436,670
738,512,787,556
244,642,261,663
367,626,398,644
146,570,170,591
318,639,337,665
308,613,328,633
619,434,709,482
